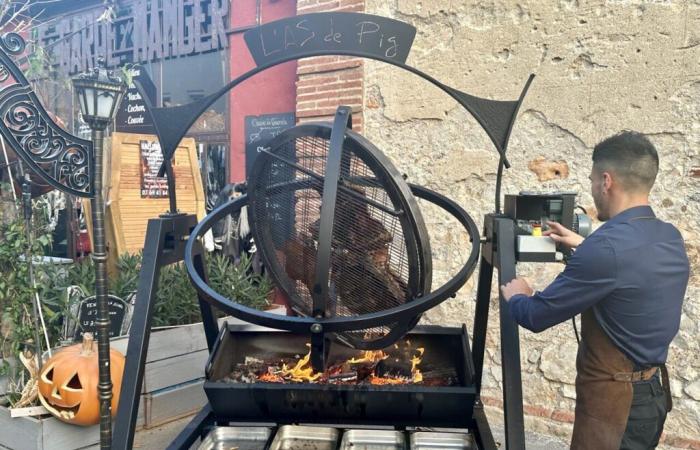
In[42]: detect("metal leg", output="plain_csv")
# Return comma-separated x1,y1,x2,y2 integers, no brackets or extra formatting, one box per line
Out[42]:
112,218,169,450
472,398,498,450
472,253,494,392
193,248,219,351
113,214,199,450
166,405,215,450
495,217,526,450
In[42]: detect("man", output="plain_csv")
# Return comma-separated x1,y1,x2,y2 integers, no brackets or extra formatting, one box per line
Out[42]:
501,132,689,450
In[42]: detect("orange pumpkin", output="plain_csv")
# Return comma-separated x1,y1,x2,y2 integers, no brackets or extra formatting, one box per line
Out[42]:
38,333,125,426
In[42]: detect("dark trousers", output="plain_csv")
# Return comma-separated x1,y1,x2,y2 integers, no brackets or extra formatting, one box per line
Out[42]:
620,375,668,450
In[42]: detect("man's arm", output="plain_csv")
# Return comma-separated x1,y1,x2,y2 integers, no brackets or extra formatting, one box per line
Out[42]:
504,233,617,333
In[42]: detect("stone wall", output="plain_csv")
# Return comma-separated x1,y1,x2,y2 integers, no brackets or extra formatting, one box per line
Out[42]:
359,0,699,447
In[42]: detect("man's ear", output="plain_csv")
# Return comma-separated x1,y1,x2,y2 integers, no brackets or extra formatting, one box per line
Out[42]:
602,172,613,191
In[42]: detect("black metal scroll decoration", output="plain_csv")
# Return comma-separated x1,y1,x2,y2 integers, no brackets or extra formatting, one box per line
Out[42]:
0,33,94,198
132,12,533,213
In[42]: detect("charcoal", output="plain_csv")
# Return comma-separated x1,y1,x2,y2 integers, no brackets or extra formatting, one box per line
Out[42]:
376,358,412,378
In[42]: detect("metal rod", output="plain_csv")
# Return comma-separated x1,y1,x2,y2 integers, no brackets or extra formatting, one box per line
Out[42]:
472,222,494,392
1,136,18,204
165,159,178,214
91,128,113,449
495,217,526,450
22,174,43,368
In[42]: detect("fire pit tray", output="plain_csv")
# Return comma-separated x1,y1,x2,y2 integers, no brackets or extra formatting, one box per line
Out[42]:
203,323,477,428
269,425,339,450
340,429,406,449
410,431,474,449
197,426,272,450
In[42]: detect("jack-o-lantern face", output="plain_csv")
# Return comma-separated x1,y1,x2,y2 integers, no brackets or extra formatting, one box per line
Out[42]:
38,333,125,426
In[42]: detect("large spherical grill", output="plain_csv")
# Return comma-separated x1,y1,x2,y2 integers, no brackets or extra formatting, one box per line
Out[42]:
247,118,432,349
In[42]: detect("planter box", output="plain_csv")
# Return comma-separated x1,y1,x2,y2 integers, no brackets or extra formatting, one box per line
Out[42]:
110,317,237,429
0,405,99,450
0,318,245,448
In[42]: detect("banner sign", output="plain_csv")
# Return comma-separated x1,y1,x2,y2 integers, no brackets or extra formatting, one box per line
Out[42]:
35,0,230,76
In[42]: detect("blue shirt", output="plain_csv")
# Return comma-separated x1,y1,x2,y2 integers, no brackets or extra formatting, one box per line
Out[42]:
508,205,689,366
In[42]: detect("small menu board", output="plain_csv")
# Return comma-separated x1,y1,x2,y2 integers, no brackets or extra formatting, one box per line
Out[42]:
115,67,157,134
140,140,170,198
244,112,296,175
74,295,128,340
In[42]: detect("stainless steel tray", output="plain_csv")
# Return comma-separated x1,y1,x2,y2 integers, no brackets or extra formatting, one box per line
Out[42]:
198,426,272,450
410,431,474,449
340,429,406,449
269,425,339,450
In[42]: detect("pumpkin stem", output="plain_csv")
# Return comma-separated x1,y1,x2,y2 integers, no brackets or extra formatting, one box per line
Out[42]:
81,332,95,355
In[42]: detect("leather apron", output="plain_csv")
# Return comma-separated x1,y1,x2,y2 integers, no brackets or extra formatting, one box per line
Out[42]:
570,308,635,450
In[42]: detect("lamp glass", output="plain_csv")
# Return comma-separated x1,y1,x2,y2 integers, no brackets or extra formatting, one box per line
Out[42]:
96,91,114,119
81,87,95,117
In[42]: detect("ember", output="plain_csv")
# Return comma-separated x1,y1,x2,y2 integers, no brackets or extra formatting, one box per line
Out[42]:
224,342,441,385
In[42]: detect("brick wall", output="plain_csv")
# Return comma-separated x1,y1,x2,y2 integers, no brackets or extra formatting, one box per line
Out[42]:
295,0,365,132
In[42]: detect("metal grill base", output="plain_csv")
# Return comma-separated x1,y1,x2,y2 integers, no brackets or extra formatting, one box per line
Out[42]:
204,324,477,429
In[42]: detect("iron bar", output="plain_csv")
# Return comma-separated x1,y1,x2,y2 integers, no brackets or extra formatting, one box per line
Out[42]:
22,174,43,367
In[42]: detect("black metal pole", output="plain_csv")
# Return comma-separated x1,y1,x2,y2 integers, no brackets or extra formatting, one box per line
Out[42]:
91,127,113,449
22,174,43,367
494,217,526,450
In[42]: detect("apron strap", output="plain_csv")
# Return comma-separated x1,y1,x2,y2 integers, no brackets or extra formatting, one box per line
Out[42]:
660,363,673,412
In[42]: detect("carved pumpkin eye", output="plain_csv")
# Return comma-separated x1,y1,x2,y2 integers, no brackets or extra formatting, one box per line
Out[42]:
42,367,54,383
66,373,82,390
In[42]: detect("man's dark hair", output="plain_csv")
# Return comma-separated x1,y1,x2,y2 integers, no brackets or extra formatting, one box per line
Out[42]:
592,131,659,192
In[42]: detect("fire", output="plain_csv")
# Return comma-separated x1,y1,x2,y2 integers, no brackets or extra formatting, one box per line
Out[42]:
347,350,389,364
256,343,426,385
278,344,323,382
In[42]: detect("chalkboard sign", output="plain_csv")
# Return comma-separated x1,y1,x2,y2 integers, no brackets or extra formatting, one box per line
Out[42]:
74,295,128,340
244,12,416,67
115,67,157,134
245,112,296,175
245,112,296,244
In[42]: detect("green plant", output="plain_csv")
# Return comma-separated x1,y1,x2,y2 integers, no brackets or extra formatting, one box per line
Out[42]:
207,253,272,311
0,212,52,379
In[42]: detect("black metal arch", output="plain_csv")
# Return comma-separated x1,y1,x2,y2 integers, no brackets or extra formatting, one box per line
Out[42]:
0,33,94,198
133,12,534,207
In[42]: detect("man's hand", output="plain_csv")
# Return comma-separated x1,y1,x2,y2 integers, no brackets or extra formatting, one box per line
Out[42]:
500,277,534,301
543,221,584,249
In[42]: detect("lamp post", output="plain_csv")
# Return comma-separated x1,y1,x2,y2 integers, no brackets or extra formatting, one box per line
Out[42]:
72,59,125,450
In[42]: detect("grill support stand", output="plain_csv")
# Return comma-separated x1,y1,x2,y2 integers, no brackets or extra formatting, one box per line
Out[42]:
112,213,217,450
472,214,526,450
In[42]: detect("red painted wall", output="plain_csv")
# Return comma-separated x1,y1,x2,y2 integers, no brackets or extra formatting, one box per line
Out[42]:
228,0,298,183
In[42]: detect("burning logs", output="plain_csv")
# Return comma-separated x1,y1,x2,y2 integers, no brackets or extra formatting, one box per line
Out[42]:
222,344,456,387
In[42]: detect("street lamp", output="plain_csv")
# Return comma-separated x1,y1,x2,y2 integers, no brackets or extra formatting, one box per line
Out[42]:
72,58,125,450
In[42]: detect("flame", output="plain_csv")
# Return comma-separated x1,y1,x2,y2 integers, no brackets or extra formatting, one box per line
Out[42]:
256,343,426,385
347,350,389,364
411,347,424,383
276,344,323,382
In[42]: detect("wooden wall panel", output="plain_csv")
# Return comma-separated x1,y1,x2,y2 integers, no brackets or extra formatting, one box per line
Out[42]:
85,132,205,266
